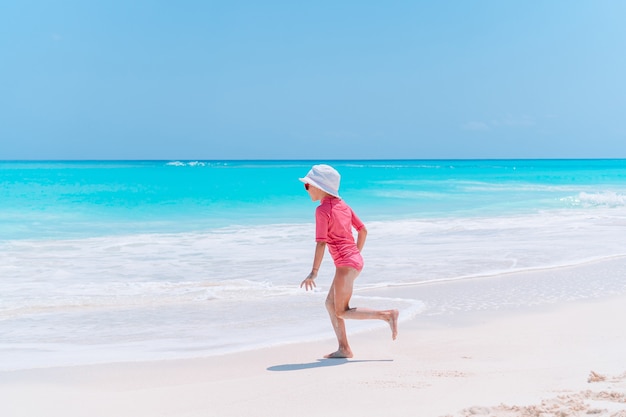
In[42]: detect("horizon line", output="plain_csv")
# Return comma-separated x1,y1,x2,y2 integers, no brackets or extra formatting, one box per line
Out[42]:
2,157,626,163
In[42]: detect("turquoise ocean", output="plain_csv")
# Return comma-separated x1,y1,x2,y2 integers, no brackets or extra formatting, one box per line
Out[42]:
2,159,626,370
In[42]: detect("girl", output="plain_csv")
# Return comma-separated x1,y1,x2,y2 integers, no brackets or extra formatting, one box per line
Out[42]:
299,164,399,358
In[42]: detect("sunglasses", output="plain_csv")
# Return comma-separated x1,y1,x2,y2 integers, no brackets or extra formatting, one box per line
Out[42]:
304,183,310,191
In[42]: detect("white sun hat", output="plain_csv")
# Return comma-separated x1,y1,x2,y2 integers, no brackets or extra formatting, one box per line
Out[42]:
299,164,341,198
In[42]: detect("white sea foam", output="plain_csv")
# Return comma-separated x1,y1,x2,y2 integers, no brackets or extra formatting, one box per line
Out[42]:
2,205,626,371
564,191,626,207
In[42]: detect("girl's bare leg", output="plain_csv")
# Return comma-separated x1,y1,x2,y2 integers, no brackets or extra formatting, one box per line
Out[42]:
325,279,352,358
324,267,399,358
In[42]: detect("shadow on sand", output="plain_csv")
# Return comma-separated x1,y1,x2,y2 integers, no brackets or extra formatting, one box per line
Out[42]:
267,358,393,372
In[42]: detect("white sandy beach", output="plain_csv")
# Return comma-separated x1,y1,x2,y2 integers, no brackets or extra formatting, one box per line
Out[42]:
1,259,626,417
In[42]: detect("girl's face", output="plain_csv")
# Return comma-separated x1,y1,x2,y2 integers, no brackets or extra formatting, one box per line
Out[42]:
304,183,326,201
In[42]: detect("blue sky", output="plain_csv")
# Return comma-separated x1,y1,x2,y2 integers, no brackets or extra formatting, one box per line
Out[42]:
1,1,625,160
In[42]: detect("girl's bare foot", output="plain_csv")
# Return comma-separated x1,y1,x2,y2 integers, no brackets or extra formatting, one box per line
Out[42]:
389,310,399,340
324,349,353,359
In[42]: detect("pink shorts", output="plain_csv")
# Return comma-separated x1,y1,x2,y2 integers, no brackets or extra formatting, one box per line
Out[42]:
334,252,364,271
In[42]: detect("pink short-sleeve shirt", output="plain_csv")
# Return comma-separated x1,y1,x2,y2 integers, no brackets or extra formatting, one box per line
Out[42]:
315,197,365,270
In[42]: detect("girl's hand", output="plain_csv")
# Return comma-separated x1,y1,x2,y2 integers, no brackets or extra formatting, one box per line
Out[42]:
300,273,317,291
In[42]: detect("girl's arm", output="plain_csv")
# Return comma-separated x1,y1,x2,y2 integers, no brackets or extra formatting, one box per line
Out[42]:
301,241,326,291
356,226,367,252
